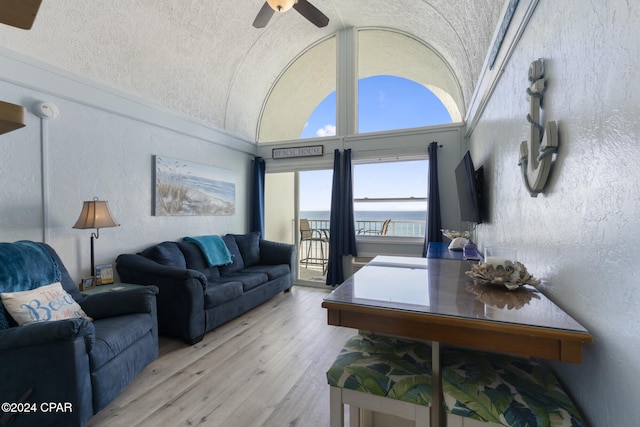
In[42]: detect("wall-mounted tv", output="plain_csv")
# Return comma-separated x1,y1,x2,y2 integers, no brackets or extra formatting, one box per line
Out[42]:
455,151,484,224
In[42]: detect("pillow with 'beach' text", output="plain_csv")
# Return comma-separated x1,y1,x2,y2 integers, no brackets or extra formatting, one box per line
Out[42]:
1,282,91,326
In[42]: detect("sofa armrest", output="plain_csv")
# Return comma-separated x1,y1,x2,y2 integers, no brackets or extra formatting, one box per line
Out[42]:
116,253,207,343
80,286,159,319
0,318,95,352
259,240,296,265
116,253,207,289
259,240,296,284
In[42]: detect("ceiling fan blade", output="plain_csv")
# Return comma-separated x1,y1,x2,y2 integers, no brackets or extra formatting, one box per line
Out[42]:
0,0,42,30
253,2,275,28
293,0,329,28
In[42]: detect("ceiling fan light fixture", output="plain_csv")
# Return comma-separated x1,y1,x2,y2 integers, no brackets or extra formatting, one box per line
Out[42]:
267,0,296,13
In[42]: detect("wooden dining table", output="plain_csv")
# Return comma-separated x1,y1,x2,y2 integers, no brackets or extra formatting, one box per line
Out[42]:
321,251,593,426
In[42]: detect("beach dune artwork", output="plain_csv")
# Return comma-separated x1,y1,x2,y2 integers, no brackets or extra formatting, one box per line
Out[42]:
154,155,235,216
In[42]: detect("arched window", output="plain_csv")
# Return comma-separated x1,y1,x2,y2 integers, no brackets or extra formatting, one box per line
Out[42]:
259,36,336,143
357,29,463,127
258,29,462,142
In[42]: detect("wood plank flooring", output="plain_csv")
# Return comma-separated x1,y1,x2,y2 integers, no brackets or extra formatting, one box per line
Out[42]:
86,286,355,427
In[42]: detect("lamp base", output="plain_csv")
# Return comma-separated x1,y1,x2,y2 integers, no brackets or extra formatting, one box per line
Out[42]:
90,234,96,278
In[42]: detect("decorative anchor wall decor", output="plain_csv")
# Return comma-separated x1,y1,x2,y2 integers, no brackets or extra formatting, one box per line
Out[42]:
518,59,558,197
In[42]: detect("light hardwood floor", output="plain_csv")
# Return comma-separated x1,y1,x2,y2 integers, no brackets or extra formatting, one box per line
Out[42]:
86,286,355,427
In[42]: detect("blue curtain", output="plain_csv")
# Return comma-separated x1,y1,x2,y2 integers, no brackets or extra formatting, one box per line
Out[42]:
251,156,266,238
326,149,358,286
341,149,358,256
423,142,442,256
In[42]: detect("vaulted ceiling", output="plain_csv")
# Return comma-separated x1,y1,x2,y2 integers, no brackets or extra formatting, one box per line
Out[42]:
0,0,505,142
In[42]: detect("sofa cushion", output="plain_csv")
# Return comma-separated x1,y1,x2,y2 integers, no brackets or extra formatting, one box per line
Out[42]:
220,272,269,292
140,242,186,269
219,235,244,275
233,232,261,267
90,313,154,370
178,241,221,281
204,281,243,308
1,282,91,326
242,264,290,281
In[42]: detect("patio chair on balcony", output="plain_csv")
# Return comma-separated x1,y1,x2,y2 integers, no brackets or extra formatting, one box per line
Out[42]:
299,218,329,274
358,219,391,236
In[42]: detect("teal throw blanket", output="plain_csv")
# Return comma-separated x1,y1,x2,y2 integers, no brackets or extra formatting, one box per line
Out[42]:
183,235,232,267
0,240,62,329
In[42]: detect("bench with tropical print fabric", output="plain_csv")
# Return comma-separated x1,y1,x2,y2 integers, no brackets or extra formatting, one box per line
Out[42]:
442,349,587,427
327,334,432,426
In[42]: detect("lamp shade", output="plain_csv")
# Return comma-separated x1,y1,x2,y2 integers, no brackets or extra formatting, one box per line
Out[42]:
72,198,119,230
267,0,296,12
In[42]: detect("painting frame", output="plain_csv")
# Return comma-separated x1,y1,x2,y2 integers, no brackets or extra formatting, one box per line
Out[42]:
153,155,236,216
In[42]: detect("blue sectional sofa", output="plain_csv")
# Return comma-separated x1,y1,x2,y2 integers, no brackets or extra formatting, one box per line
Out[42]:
116,233,296,344
0,241,159,427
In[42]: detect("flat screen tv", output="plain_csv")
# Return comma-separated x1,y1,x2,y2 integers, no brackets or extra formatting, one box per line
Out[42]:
455,151,484,224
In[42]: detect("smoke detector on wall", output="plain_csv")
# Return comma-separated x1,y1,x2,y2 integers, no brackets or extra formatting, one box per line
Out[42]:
34,102,59,119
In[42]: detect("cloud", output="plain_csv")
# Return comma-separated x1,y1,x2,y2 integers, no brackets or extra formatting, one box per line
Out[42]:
378,90,386,107
316,124,336,137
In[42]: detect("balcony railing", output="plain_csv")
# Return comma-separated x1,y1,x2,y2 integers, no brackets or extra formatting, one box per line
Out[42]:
304,219,425,238
297,218,425,282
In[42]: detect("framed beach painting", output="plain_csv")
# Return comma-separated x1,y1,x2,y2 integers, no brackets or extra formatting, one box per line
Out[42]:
153,155,236,216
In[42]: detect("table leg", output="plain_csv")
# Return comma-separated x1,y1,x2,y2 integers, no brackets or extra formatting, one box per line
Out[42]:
431,341,442,427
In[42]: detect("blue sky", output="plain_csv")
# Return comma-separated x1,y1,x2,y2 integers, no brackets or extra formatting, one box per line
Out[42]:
301,75,452,138
299,76,451,212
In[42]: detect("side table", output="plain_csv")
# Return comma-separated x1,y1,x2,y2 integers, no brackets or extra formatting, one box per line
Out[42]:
81,282,141,296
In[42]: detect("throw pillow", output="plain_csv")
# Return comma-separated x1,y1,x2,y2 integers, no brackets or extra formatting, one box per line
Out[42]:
140,242,187,269
233,232,261,267
1,282,91,326
219,234,244,275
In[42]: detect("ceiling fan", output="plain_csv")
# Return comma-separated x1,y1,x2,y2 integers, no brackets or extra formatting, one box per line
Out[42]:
253,0,329,28
0,0,42,30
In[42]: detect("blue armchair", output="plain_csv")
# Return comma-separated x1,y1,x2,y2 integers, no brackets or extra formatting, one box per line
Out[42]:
0,242,158,427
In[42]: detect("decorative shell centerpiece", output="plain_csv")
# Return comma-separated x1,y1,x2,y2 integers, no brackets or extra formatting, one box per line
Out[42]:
466,260,540,291
441,229,471,240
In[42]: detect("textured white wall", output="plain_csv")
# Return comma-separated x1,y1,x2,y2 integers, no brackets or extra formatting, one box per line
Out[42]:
470,1,640,425
0,74,253,283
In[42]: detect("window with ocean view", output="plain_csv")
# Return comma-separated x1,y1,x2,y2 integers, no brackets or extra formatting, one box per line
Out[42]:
299,160,427,239
353,160,427,238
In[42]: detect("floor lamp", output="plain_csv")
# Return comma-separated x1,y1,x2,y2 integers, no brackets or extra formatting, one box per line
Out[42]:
72,197,120,277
